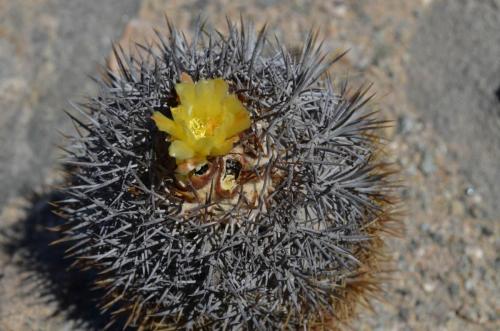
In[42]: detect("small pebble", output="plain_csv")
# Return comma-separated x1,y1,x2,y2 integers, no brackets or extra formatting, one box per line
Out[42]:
465,279,475,291
423,282,436,292
480,226,493,237
419,151,435,175
420,223,430,232
397,115,414,134
465,246,484,260
448,283,460,297
450,200,465,216
398,308,409,321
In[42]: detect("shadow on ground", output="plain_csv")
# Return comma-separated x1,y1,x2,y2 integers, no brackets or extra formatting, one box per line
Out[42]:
1,193,128,331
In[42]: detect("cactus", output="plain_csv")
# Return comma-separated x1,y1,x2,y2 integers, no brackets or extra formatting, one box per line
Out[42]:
58,19,399,330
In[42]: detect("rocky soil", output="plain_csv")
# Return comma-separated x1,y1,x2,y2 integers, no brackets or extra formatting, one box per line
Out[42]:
1,0,498,330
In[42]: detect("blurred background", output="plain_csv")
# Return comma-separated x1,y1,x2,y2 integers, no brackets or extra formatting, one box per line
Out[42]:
0,0,498,330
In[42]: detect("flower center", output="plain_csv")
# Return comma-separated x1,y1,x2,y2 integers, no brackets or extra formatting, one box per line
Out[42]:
189,118,207,139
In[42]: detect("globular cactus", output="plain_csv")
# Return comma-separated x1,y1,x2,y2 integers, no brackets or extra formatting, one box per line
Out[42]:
57,19,399,330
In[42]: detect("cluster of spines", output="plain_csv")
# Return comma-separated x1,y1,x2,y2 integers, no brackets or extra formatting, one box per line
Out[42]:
58,19,398,330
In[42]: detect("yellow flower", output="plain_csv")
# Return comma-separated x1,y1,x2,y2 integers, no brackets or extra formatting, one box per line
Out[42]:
152,77,251,165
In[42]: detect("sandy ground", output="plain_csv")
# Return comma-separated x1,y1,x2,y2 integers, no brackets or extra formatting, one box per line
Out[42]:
0,0,498,330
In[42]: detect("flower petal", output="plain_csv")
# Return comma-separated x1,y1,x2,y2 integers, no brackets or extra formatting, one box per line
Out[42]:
175,83,196,112
152,112,182,138
169,140,195,160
